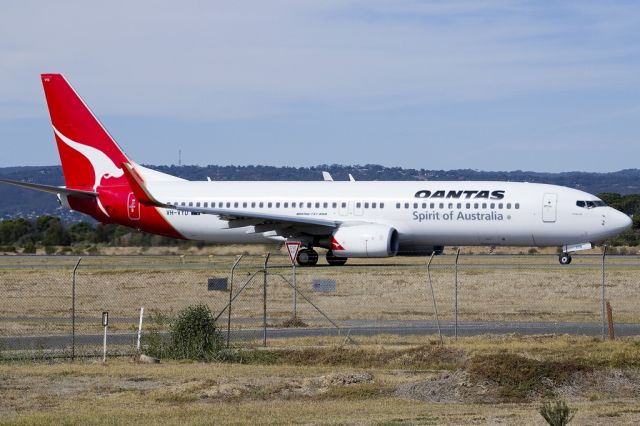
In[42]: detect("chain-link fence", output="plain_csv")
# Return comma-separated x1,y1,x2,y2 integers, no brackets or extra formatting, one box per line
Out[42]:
1,251,639,359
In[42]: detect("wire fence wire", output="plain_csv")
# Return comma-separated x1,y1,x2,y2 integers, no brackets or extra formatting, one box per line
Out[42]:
1,251,639,358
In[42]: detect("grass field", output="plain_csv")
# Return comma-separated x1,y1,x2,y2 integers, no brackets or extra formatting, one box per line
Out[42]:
1,252,640,339
2,335,640,425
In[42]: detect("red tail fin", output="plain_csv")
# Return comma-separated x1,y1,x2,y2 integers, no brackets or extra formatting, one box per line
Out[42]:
41,74,130,190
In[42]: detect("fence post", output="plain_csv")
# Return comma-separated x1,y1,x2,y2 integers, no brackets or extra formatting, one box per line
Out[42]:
71,257,82,361
263,253,271,347
601,245,607,340
426,252,443,344
606,301,615,340
292,262,297,319
227,255,244,348
454,249,460,341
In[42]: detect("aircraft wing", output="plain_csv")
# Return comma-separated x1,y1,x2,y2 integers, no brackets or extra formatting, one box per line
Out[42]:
0,178,98,198
121,162,339,234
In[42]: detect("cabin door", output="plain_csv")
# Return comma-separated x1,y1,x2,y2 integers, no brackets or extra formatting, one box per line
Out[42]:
542,193,557,223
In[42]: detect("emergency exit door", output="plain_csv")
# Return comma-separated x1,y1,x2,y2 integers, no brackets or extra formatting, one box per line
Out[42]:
542,193,557,223
127,192,140,220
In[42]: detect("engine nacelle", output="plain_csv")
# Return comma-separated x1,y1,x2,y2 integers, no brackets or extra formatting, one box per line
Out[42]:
331,224,400,258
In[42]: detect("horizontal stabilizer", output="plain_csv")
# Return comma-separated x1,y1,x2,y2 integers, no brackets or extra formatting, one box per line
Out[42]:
0,178,98,198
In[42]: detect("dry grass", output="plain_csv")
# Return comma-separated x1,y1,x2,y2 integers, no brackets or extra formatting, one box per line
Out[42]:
2,336,640,425
1,253,640,337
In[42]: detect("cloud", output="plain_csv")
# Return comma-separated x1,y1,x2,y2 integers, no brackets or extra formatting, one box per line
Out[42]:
0,0,639,120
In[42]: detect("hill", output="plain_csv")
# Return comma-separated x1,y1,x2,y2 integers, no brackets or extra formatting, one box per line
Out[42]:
1,164,640,222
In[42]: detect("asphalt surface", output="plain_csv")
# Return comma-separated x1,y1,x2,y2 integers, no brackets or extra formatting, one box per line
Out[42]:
2,320,638,350
1,254,640,270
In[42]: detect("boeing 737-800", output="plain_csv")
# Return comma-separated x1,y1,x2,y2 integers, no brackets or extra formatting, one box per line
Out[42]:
0,74,632,265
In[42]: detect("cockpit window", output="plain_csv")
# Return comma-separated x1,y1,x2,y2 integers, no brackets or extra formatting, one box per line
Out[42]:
576,200,606,208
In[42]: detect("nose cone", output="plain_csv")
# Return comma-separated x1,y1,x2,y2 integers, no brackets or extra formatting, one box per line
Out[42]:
611,209,633,233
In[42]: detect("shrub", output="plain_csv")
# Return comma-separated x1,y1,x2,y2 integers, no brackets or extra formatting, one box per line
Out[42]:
142,305,223,361
22,242,36,254
539,399,576,425
171,304,223,360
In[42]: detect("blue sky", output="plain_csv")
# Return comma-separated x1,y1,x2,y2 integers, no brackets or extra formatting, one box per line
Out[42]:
1,0,639,172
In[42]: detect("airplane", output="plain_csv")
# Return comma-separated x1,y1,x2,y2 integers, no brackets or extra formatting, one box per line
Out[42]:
0,74,633,266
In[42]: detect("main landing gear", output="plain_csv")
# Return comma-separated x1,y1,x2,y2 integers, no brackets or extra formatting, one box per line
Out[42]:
326,250,347,266
295,248,348,266
559,253,572,265
296,248,319,267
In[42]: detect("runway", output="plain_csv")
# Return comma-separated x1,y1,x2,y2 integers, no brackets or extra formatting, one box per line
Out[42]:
2,320,638,351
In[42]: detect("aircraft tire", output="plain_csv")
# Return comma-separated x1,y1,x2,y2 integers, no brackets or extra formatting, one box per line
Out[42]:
326,251,347,266
297,248,319,266
559,253,572,265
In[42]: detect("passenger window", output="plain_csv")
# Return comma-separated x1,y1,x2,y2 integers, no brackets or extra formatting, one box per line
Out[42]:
226,202,231,208
307,202,312,208
506,203,511,209
356,202,362,208
380,203,384,208
243,202,247,208
203,202,208,208
364,202,369,208
422,203,427,208
396,203,401,209
196,202,201,207
323,202,328,208
189,202,194,207
181,202,186,206
457,203,461,209
276,202,280,208
498,203,503,209
404,203,410,209
515,203,520,209
315,202,320,208
430,203,435,209
259,202,264,208
413,203,418,209
448,203,453,209
466,203,471,209
284,202,289,208
482,203,487,209
439,203,444,209
332,202,337,208
474,203,479,209
251,202,256,208
490,203,495,209
372,202,376,208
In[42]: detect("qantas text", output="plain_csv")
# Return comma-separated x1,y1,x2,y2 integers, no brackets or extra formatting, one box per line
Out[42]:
414,190,505,200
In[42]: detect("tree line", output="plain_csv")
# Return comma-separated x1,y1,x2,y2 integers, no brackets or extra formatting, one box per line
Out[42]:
0,192,638,252
0,216,186,254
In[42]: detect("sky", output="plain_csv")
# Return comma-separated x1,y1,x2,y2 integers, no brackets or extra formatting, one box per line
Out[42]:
1,0,639,172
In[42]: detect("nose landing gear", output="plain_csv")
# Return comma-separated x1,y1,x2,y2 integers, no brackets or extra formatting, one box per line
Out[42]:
559,253,572,265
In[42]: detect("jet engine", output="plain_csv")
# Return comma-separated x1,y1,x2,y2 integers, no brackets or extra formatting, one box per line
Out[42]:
330,224,400,258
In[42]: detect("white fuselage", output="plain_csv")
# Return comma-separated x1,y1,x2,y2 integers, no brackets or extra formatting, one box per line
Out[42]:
147,180,631,249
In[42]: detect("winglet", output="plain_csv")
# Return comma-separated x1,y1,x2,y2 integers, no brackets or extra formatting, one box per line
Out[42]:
322,171,334,182
121,162,163,206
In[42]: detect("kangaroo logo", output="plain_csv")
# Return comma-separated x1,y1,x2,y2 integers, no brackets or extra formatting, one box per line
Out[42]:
53,126,125,217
